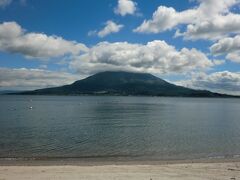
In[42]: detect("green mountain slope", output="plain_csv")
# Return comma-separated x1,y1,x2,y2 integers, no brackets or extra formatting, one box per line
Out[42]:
17,71,235,97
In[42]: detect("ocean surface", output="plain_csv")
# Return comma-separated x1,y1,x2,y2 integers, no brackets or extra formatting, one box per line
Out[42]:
0,95,240,161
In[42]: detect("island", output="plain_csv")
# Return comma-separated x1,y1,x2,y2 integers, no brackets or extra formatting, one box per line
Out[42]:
15,71,236,97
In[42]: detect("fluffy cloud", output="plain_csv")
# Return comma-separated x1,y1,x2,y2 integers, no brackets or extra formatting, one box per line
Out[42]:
70,40,214,75
134,6,196,34
114,0,137,16
210,35,240,63
0,0,11,7
0,68,81,90
134,0,240,40
182,14,240,40
177,71,240,95
0,22,88,60
88,21,124,38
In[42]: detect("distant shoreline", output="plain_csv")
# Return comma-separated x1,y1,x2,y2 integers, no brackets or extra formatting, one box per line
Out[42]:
1,156,240,166
5,71,239,98
2,94,240,98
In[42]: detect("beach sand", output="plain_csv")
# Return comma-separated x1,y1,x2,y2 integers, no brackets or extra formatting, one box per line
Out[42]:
0,161,240,180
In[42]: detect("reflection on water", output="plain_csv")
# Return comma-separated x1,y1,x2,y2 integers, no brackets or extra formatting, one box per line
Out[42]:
0,95,240,160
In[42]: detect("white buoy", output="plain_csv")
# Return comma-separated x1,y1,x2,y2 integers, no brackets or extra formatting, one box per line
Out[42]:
29,106,33,109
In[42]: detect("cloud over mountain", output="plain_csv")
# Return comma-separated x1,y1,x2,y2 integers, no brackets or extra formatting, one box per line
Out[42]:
70,40,214,75
0,0,239,96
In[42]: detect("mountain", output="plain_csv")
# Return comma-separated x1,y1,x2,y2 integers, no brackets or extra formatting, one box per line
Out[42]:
0,90,22,95
15,71,235,97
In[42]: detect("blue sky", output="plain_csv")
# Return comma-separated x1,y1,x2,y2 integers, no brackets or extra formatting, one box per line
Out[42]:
0,0,240,95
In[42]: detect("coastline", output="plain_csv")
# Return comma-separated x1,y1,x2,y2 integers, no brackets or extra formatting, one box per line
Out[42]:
1,156,240,166
0,159,240,180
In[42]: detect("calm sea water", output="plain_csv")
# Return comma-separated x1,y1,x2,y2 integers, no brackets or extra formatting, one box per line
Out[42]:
0,95,240,161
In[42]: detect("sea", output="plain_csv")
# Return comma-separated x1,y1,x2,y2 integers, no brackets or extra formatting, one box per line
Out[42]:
0,95,240,161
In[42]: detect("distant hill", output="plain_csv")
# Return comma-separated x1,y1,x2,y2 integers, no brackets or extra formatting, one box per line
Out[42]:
0,90,22,95
15,71,236,97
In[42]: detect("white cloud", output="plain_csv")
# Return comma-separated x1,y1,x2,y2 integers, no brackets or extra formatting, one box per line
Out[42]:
0,21,88,60
89,21,124,38
0,67,81,90
70,40,214,75
177,71,240,95
210,35,240,63
134,0,240,40
114,0,137,16
0,0,11,8
182,13,240,40
134,6,196,34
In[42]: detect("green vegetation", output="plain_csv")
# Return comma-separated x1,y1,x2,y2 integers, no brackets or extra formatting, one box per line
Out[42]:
17,71,236,97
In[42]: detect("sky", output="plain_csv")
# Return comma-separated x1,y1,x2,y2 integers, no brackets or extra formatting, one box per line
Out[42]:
0,0,240,95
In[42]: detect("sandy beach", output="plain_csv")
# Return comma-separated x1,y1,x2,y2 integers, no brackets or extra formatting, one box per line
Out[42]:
0,160,240,180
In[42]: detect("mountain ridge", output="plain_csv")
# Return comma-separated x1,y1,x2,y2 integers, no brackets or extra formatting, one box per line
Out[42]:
13,71,237,97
